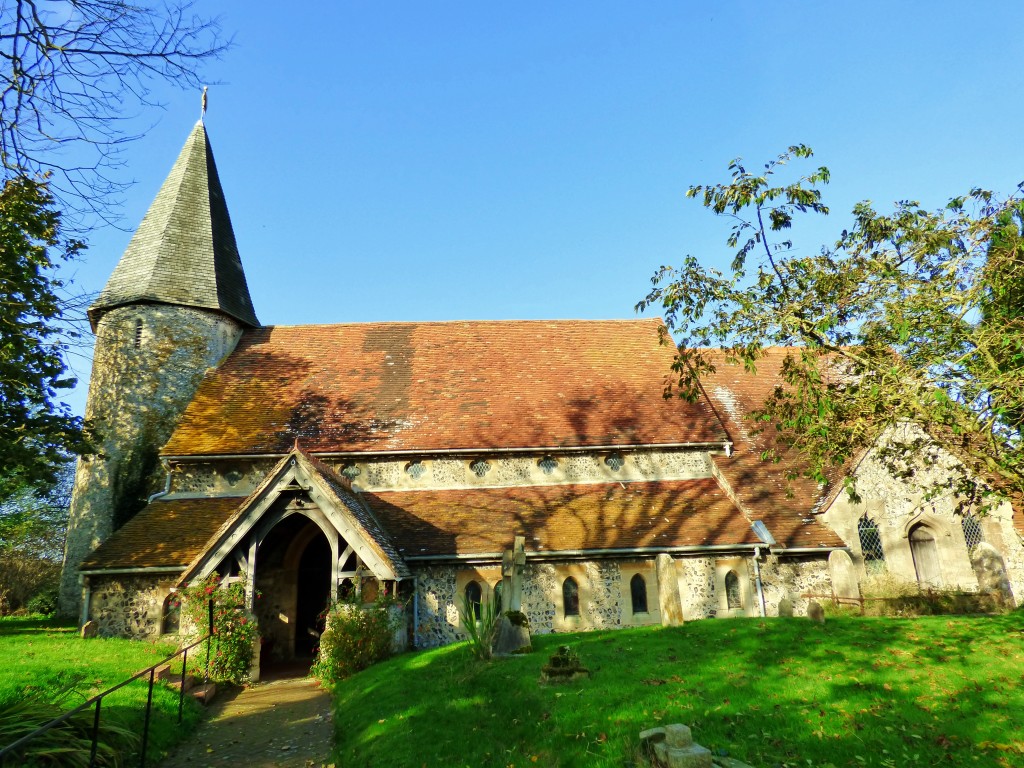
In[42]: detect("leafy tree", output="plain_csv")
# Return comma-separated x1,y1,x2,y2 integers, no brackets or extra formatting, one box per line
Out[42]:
0,457,73,613
0,2,226,501
638,145,1024,505
0,176,88,499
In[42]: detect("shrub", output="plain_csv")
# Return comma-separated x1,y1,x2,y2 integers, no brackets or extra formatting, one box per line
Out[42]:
26,587,59,616
178,574,259,684
0,555,59,616
312,596,403,690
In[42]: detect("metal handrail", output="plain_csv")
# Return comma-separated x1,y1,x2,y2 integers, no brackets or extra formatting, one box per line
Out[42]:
0,600,215,768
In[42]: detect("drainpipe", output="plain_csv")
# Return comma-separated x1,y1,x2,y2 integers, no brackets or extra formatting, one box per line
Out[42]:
79,576,92,628
752,547,766,618
147,460,173,503
412,577,420,649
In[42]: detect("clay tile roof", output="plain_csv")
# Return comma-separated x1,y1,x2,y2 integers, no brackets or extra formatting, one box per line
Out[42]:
362,479,758,558
163,319,728,457
80,496,245,571
89,121,258,329
700,348,847,521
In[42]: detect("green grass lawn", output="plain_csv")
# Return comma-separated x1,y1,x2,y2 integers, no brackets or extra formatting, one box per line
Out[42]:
332,611,1024,768
0,616,203,764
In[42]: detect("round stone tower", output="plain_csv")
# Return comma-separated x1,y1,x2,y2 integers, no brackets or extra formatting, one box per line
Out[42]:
59,121,260,618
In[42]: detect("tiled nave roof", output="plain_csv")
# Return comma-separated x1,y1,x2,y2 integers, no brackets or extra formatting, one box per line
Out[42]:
163,319,729,457
700,348,847,519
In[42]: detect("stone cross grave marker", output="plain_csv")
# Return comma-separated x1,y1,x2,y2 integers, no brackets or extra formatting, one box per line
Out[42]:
502,535,526,612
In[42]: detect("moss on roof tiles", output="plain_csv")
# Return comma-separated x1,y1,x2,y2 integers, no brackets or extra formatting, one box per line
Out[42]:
163,319,729,456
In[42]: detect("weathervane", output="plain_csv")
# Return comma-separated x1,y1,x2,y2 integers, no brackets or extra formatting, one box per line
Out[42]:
201,86,208,121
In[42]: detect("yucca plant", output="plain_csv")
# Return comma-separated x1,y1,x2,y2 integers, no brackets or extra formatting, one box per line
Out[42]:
458,592,497,660
0,677,139,767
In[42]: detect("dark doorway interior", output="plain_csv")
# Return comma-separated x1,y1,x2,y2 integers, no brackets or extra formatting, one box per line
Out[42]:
295,531,331,657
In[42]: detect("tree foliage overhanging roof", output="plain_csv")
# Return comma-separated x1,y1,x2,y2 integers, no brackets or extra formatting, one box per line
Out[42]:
638,145,1024,508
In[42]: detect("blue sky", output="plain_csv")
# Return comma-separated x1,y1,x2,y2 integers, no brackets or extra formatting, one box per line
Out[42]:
62,1,1024,414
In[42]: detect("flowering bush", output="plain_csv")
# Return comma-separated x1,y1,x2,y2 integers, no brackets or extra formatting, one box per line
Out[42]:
179,573,260,684
311,594,404,690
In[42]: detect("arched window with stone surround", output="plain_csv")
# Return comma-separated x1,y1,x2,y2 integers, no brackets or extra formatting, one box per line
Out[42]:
465,580,482,621
562,577,580,617
858,514,885,571
630,574,648,614
725,570,742,610
161,593,180,635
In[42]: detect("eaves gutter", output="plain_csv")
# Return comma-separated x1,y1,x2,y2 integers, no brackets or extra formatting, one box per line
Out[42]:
80,566,185,576
402,543,762,563
161,440,733,462
771,546,850,556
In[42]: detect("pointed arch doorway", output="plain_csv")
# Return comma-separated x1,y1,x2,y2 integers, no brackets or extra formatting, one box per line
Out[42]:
252,513,334,672
176,449,411,680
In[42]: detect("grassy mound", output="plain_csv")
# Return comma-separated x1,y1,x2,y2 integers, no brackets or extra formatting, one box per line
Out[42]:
333,612,1024,768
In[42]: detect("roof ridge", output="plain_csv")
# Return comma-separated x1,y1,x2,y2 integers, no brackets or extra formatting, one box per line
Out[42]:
254,317,664,330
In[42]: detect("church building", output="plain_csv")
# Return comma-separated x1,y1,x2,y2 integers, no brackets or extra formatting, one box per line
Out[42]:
59,122,1024,658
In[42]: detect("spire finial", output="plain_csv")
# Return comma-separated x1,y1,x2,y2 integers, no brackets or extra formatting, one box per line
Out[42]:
293,437,301,452
201,86,208,121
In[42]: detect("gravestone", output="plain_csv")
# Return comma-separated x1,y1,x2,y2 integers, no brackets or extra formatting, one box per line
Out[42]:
492,611,531,655
501,535,527,612
971,542,1016,609
828,550,858,602
540,645,590,683
81,620,99,638
807,600,825,623
655,553,685,627
493,535,532,655
639,724,711,768
777,597,794,618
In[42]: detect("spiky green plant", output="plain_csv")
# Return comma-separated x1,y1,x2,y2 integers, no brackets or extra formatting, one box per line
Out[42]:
457,592,497,660
0,676,139,767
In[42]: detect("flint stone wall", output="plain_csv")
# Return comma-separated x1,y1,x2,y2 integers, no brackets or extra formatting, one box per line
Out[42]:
61,304,243,617
821,425,1024,602
410,554,785,648
678,558,717,619
159,448,714,499
758,556,832,617
88,574,172,640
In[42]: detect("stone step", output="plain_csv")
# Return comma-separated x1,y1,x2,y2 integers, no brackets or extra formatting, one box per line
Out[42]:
190,682,217,706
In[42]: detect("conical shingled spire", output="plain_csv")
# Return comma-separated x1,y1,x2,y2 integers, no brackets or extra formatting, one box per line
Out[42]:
89,121,259,329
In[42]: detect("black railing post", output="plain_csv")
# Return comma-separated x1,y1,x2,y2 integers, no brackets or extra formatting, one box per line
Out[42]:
206,598,214,682
139,667,155,768
178,646,189,724
89,698,102,768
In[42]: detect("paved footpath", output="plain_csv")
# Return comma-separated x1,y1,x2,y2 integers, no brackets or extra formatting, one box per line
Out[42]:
157,677,334,768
